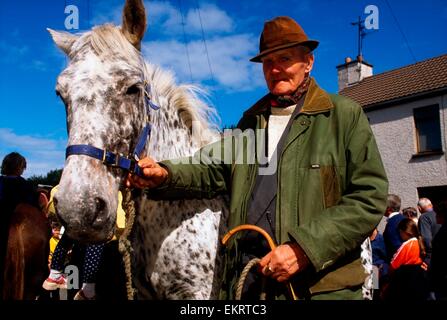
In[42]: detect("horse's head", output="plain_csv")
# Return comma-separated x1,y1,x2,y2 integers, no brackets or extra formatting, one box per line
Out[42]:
48,0,150,242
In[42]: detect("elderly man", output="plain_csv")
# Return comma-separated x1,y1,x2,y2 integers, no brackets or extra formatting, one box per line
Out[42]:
127,16,388,300
418,197,441,266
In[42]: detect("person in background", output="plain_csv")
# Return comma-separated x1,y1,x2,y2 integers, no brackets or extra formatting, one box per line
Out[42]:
382,218,429,300
383,194,404,261
402,207,418,224
0,152,40,296
417,197,441,267
48,221,63,267
369,228,388,300
429,199,447,300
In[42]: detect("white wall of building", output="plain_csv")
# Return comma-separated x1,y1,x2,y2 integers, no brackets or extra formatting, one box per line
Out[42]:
366,93,447,208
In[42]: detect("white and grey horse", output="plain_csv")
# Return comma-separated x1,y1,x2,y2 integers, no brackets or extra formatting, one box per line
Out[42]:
49,0,228,299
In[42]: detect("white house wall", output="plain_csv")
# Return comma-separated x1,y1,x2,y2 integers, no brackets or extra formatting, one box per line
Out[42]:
365,94,447,208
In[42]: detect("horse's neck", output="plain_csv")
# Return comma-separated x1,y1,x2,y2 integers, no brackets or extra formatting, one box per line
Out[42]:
144,64,218,162
147,111,196,161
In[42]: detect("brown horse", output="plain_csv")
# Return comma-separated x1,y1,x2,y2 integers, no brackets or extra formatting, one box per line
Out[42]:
3,203,51,300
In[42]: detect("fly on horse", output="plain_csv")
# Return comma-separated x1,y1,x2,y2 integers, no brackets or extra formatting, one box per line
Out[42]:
48,0,228,299
3,204,51,300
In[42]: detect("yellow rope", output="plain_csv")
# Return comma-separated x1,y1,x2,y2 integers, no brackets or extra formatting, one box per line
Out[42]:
118,188,136,300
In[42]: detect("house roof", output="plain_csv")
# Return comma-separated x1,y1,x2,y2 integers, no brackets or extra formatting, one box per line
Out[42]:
339,54,447,108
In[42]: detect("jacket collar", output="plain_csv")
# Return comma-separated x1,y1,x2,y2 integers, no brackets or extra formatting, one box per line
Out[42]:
243,77,334,116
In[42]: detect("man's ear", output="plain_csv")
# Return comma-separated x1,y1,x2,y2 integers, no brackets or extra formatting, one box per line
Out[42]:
305,53,314,73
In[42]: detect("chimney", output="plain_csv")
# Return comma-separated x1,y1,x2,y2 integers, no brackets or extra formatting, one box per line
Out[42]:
337,55,373,92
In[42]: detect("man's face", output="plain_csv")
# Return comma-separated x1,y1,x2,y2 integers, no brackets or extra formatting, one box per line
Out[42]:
262,46,314,96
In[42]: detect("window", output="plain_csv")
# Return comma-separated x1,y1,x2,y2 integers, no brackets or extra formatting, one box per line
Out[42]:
413,105,442,154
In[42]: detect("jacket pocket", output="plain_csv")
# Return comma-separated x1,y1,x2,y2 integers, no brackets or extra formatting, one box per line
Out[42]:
297,166,325,224
319,165,341,209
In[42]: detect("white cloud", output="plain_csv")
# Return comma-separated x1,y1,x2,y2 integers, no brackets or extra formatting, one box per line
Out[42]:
0,128,66,178
142,34,264,92
0,40,29,63
90,0,263,92
26,60,48,72
90,1,123,26
184,3,234,34
91,1,235,37
148,1,179,28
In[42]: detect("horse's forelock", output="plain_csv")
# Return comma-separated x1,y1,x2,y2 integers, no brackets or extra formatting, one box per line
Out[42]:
70,24,142,70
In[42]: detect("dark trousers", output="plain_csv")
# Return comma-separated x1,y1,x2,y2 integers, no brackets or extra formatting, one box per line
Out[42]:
51,233,105,283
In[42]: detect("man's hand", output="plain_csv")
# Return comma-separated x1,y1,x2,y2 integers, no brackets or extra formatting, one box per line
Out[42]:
125,157,168,189
259,242,310,282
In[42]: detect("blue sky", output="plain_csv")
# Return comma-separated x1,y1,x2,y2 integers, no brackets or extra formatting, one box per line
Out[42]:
0,0,446,177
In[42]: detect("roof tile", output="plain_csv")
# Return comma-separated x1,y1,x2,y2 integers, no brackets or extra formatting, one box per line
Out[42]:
339,54,447,107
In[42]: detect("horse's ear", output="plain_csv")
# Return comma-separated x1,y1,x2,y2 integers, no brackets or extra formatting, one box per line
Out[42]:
122,0,147,50
47,28,79,56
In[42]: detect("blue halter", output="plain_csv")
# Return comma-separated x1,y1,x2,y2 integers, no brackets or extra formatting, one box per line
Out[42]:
65,82,159,178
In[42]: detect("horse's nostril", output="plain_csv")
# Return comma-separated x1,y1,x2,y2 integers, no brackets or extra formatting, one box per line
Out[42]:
94,197,107,214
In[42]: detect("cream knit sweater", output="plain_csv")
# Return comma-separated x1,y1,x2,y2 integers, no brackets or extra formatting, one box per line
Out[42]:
267,104,296,161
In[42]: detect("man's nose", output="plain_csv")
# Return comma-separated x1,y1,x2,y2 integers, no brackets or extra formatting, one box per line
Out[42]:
270,62,282,73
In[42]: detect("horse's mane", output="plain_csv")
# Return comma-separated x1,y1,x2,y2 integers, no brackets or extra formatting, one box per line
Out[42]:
74,24,220,156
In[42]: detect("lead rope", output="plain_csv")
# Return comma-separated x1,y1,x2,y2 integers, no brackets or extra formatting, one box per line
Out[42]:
118,188,137,300
235,258,268,300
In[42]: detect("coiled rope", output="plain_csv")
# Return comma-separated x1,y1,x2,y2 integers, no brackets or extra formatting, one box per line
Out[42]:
235,257,269,300
222,224,298,300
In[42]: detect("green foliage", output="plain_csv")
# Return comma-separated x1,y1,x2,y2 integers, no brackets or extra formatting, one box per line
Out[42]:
28,168,63,187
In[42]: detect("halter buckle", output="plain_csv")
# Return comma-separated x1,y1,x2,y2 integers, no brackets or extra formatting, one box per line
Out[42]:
110,153,122,168
102,149,107,163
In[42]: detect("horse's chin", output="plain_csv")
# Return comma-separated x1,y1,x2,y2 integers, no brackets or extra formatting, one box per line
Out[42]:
63,223,115,244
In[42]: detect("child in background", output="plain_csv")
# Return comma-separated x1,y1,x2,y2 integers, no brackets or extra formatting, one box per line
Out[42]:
48,222,63,267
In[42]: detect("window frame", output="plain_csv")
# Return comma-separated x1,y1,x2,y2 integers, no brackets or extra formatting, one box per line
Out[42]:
413,104,443,156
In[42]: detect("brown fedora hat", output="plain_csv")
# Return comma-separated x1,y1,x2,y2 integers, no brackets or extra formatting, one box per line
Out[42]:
250,16,319,63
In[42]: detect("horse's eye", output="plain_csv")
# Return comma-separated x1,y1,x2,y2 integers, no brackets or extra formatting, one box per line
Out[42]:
126,84,140,95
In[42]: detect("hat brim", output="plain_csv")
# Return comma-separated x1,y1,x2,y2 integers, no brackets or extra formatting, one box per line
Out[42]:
250,40,319,63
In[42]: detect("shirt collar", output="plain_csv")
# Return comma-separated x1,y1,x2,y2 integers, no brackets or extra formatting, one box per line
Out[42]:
388,211,401,219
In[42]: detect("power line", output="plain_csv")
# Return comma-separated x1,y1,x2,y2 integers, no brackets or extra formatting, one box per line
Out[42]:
87,0,90,29
64,0,68,67
177,0,194,83
384,0,417,63
194,0,215,84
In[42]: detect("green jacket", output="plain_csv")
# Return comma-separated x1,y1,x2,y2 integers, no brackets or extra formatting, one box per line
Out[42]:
156,78,388,299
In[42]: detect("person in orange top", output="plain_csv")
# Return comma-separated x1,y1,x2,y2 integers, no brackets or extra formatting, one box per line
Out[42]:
390,218,426,271
383,218,429,300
